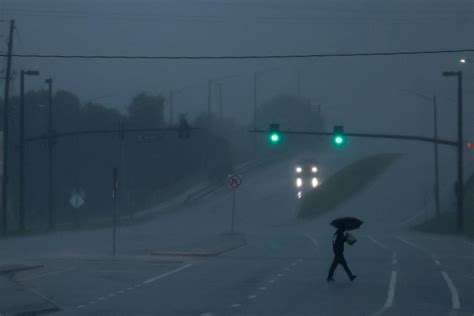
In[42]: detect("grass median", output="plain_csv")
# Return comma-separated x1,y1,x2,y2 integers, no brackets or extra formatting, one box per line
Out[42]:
413,174,474,239
297,153,401,220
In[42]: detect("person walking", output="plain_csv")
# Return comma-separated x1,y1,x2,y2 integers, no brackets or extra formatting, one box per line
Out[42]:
327,228,357,282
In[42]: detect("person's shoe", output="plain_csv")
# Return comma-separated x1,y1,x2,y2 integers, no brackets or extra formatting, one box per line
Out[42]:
327,278,335,283
350,275,357,282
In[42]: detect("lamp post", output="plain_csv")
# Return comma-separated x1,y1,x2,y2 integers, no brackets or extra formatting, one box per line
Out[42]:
19,70,40,232
442,70,463,231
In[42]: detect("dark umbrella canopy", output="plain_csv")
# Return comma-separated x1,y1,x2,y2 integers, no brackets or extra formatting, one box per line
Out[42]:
331,217,363,231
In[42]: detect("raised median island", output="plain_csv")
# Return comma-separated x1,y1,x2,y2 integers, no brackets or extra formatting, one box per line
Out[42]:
297,153,401,219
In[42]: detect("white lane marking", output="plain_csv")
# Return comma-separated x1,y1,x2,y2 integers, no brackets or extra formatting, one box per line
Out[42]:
118,290,125,294
277,273,284,277
269,279,276,283
143,263,192,284
134,284,142,288
392,252,398,265
89,301,96,304
371,270,398,316
385,271,397,308
367,235,388,249
19,266,77,281
285,267,291,271
231,303,241,308
109,293,115,297
200,313,213,316
441,271,460,310
395,236,423,251
259,286,267,291
98,297,106,301
434,260,441,266
401,211,424,225
248,294,257,299
291,262,297,266
304,233,320,254
126,287,133,291
76,305,85,309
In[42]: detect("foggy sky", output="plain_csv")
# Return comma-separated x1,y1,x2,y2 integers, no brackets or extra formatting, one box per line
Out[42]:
0,0,473,142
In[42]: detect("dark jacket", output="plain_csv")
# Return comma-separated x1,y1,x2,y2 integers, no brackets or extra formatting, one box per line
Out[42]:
332,229,347,255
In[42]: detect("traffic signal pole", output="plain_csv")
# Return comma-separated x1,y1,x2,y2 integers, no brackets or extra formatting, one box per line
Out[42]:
2,20,14,236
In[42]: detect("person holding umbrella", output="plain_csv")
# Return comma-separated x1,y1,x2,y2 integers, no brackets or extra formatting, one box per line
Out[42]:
326,217,362,283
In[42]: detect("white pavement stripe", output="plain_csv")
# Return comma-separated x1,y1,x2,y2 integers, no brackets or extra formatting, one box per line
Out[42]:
385,271,397,308
401,211,424,225
231,303,241,308
392,252,398,265
143,263,192,284
304,233,320,255
19,266,77,281
434,260,441,266
259,286,267,290
395,236,423,251
367,235,388,249
248,294,257,299
441,271,460,310
370,271,397,316
76,305,85,309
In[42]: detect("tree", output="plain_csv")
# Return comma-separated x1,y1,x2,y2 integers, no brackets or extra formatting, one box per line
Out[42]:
127,93,165,128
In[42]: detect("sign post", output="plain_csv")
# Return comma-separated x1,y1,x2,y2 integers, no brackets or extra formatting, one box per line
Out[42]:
112,168,118,256
227,174,242,233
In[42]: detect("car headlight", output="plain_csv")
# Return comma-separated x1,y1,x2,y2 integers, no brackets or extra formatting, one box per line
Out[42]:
297,191,302,199
312,177,319,187
296,166,302,173
296,178,303,187
311,166,317,173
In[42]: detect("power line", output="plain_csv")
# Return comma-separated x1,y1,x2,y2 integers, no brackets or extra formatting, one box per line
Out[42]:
1,48,473,60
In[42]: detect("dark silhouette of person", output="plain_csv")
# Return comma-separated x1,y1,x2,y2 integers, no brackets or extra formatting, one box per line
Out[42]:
327,228,357,282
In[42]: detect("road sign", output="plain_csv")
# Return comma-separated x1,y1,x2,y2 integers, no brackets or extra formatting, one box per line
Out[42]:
69,187,85,209
228,175,242,189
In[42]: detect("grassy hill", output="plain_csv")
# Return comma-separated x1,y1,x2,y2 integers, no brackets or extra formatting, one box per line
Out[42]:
297,153,401,220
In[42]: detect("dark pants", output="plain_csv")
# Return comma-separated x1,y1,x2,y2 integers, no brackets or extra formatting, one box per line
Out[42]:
327,253,353,279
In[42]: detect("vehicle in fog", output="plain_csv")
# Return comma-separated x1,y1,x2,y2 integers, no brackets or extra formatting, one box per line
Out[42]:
294,157,320,199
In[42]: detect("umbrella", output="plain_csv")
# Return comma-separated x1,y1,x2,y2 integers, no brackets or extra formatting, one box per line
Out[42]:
330,217,363,231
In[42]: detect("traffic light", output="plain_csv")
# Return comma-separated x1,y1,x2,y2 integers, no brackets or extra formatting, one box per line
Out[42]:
178,117,190,139
268,123,281,144
467,142,473,150
333,125,345,146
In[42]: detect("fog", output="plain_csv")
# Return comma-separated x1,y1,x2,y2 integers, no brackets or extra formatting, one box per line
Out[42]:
1,0,473,138
1,2,474,315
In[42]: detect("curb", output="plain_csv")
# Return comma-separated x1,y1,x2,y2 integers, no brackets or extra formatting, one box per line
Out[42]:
0,264,43,275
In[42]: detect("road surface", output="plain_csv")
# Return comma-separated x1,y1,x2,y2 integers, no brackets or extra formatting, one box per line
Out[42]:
1,142,472,315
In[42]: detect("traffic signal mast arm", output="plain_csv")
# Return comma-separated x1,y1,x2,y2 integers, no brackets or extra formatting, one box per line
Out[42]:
251,128,458,147
25,126,199,143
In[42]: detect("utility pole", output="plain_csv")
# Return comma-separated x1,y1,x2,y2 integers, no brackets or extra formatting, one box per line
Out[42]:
45,78,54,229
207,80,212,121
218,83,223,122
2,20,14,236
433,96,440,219
457,73,463,231
253,72,257,157
19,70,40,232
443,71,464,230
169,90,173,125
19,71,25,232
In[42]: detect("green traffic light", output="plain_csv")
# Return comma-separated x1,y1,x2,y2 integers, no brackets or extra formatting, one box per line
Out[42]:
270,133,281,143
334,135,345,145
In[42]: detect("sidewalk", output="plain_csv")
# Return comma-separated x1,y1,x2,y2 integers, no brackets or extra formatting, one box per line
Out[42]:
0,274,59,315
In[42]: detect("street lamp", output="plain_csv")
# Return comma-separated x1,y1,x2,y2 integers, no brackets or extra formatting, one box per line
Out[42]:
44,78,55,229
442,70,463,231
400,90,440,219
460,58,467,64
19,70,40,232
